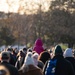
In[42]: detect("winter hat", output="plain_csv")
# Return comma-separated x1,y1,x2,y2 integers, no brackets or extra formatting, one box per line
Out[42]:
63,48,73,58
0,51,10,60
24,52,34,65
22,47,27,54
7,46,13,52
14,48,19,54
32,53,39,66
54,45,63,55
32,53,39,59
27,48,33,53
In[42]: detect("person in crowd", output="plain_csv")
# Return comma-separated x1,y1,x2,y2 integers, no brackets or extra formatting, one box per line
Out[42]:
27,48,33,53
13,48,19,57
48,48,54,59
37,51,51,70
32,52,44,70
32,52,39,67
38,59,44,70
43,45,75,75
0,51,19,75
22,47,27,55
33,38,44,54
19,52,43,75
6,47,17,66
63,48,75,72
38,51,51,64
15,49,25,70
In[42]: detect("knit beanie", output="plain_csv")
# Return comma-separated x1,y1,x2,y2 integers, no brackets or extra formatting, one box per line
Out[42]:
24,52,34,66
32,53,39,66
63,48,73,58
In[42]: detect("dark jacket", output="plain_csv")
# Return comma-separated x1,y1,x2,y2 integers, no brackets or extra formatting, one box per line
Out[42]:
9,53,17,66
38,60,44,69
0,61,19,75
15,56,25,70
43,55,75,75
65,57,75,72
19,65,43,75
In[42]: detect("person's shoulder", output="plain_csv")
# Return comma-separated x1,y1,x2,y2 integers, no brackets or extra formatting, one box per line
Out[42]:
4,63,17,70
9,64,18,69
63,58,73,66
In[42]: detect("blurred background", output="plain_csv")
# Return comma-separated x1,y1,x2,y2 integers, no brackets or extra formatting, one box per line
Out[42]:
0,0,75,50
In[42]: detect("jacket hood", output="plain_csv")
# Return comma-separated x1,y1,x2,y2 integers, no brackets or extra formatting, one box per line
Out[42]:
54,45,63,55
32,53,39,66
63,48,73,58
34,38,43,46
24,52,34,66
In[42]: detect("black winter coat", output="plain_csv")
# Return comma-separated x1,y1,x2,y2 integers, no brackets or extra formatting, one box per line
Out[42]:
0,61,19,75
65,57,75,72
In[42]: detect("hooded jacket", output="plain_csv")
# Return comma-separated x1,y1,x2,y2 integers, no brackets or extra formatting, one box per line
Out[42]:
33,38,44,54
43,45,75,75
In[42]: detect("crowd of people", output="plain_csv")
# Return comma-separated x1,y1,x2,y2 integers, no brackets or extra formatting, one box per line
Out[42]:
0,38,75,75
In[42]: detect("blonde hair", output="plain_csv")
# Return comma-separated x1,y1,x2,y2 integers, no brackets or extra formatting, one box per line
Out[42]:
0,65,10,75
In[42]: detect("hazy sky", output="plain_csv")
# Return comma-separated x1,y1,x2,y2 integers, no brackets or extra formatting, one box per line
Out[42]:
0,0,50,14
0,0,8,12
0,0,19,13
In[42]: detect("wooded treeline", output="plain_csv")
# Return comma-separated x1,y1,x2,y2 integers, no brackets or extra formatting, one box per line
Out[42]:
0,0,75,48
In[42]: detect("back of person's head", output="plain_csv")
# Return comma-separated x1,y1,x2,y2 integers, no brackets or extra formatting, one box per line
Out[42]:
13,48,18,55
32,53,39,66
63,48,73,58
54,45,63,56
24,52,34,66
38,51,51,64
27,48,33,53
32,53,39,60
18,49,25,57
19,52,34,73
7,46,13,52
34,38,43,46
22,47,27,54
0,51,10,61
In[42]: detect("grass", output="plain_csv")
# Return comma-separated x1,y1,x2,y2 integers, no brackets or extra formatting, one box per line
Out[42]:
59,43,68,51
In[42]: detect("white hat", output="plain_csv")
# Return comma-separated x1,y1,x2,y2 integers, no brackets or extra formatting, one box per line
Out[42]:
63,48,73,58
32,53,39,66
24,52,34,65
